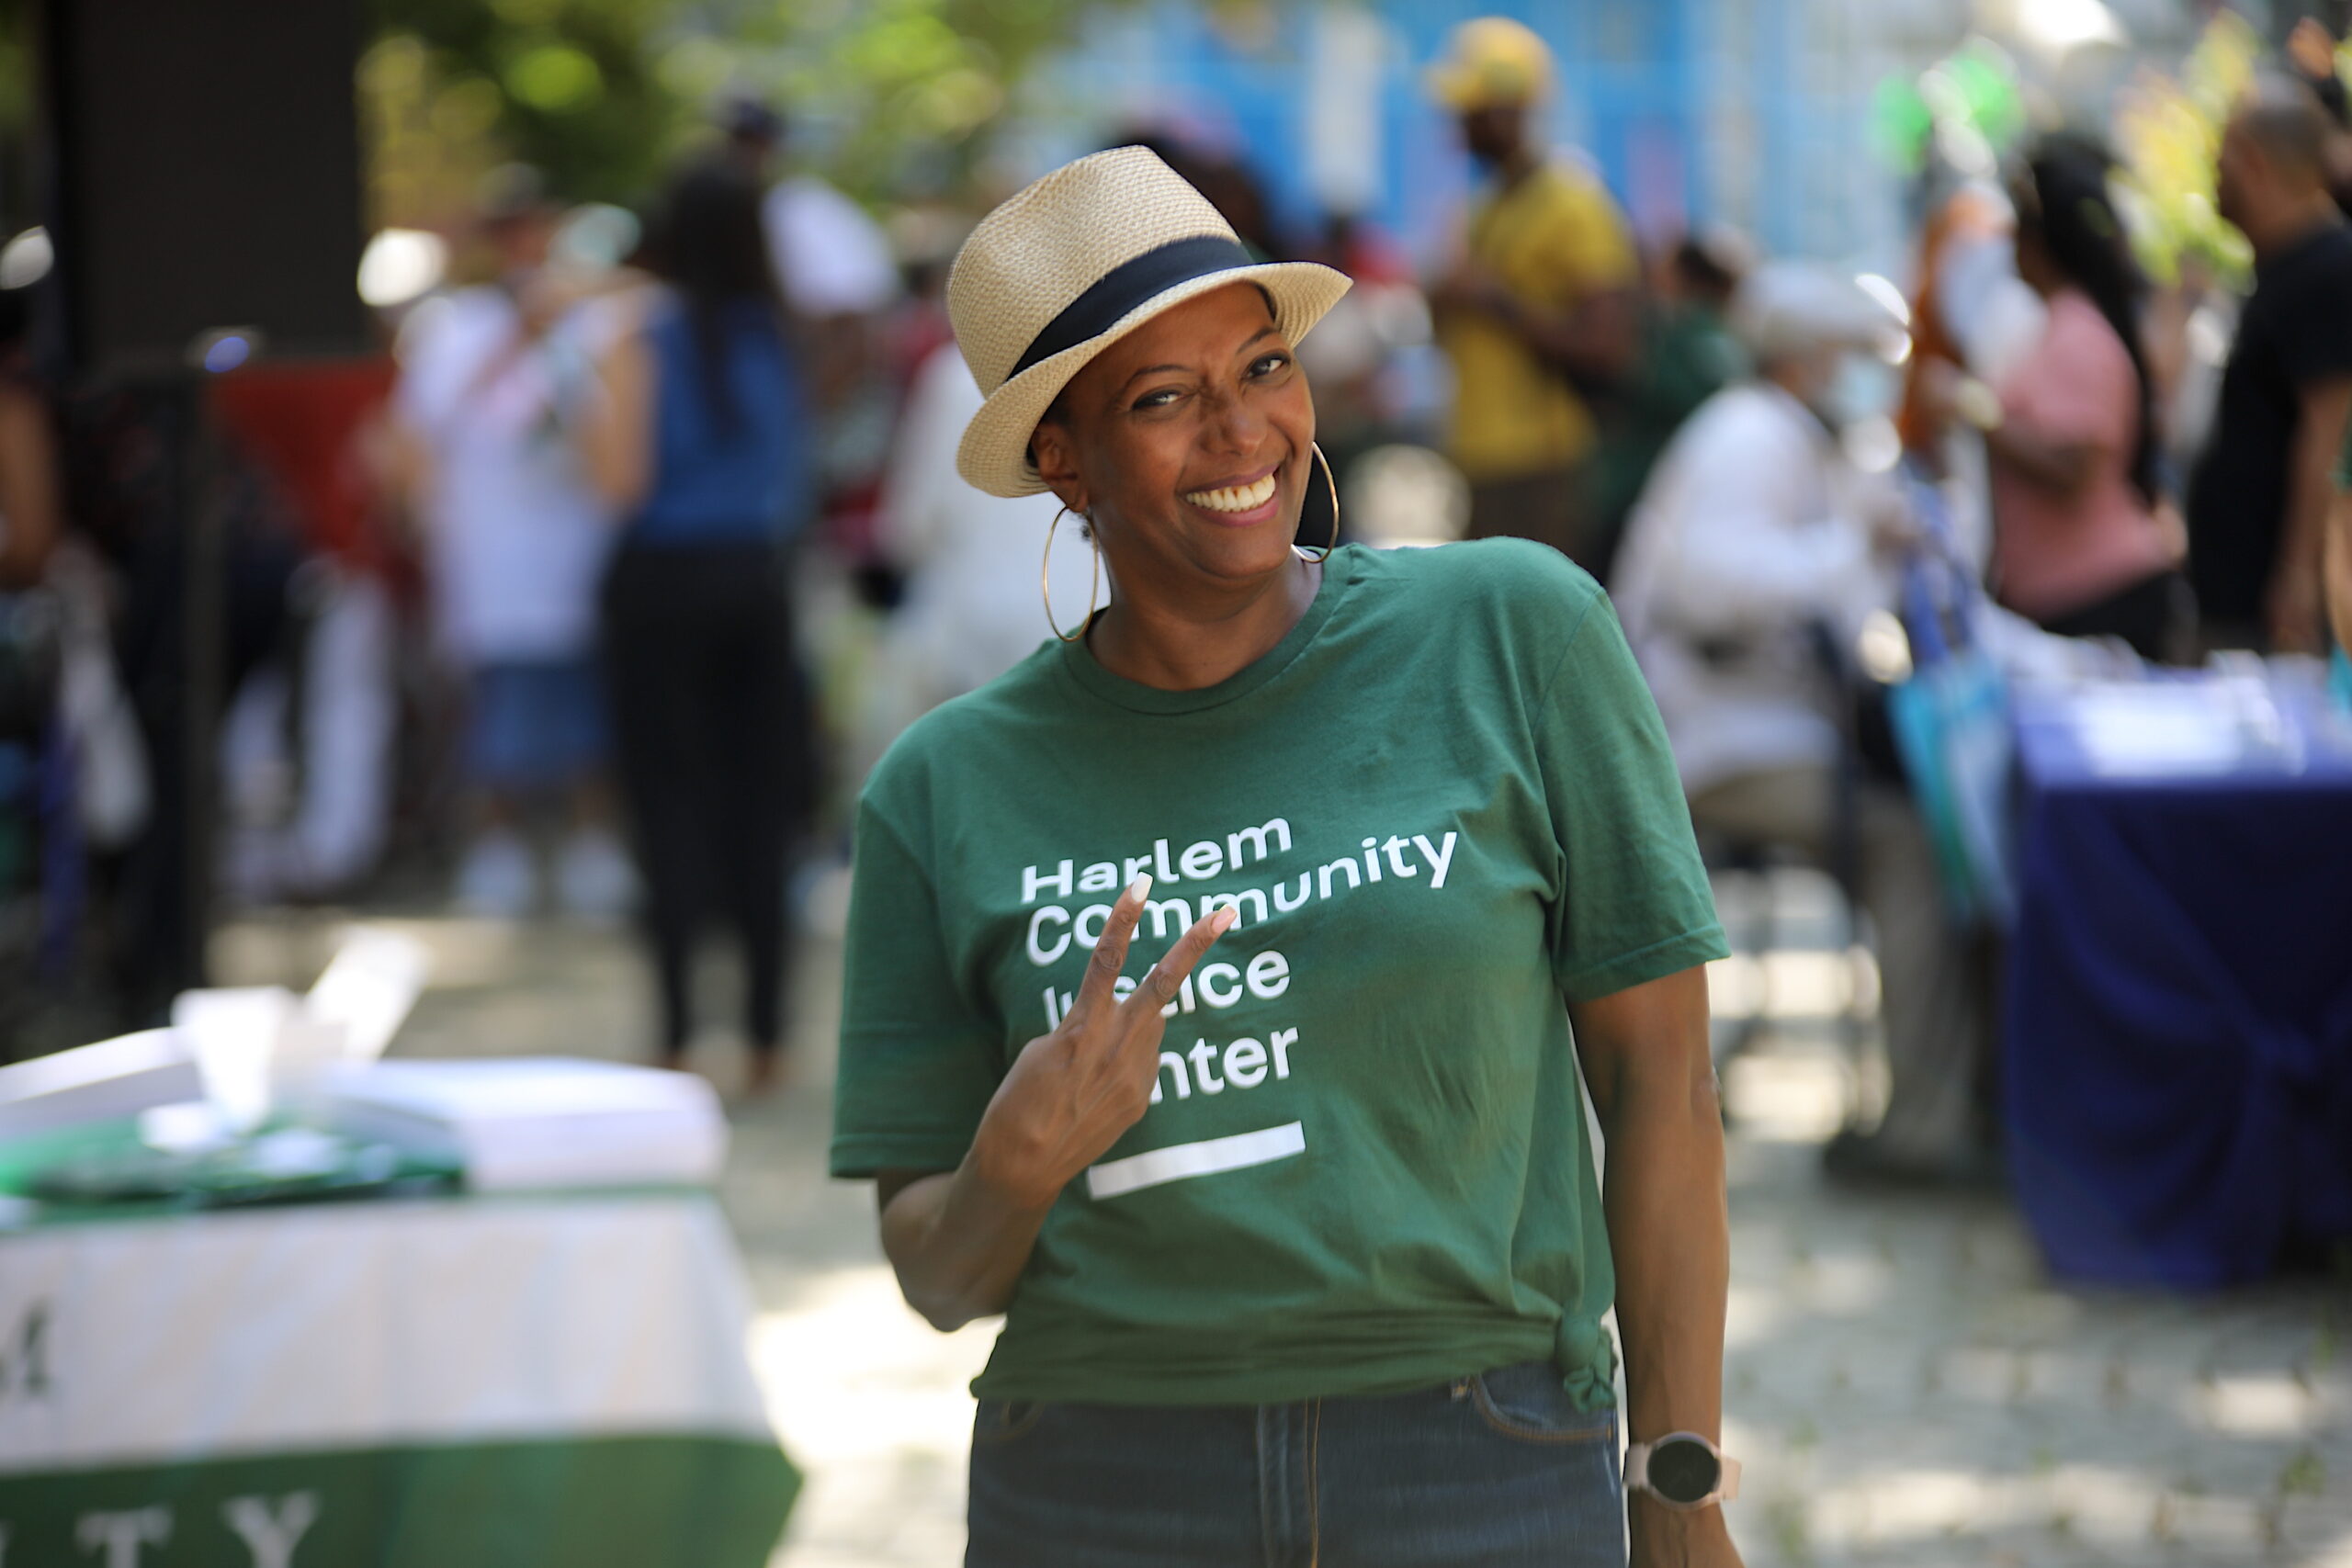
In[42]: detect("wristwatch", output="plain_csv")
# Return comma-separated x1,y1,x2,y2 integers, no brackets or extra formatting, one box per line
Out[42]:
1624,1432,1740,1511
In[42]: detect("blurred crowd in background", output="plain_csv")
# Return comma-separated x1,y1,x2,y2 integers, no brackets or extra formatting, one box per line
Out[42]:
2,2,2350,1189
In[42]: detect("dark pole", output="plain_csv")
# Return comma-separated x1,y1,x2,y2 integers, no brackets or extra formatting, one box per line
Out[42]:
37,0,366,1021
170,326,263,992
175,367,222,990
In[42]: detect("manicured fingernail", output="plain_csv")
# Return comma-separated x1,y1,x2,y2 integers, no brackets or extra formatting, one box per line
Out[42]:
1127,874,1153,903
1211,907,1238,933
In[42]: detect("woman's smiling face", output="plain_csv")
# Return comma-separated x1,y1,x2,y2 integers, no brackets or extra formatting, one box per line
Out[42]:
1030,282,1317,593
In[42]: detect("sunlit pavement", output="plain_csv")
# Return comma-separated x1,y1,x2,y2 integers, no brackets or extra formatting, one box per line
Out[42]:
217,876,2352,1568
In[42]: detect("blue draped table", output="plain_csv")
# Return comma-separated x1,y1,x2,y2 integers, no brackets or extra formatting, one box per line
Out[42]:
2004,671,2352,1287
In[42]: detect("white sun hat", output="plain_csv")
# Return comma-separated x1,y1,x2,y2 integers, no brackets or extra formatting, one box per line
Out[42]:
1730,261,1899,363
947,145,1352,499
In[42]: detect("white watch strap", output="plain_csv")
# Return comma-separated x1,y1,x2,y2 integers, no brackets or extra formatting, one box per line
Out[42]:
1624,1437,1740,1506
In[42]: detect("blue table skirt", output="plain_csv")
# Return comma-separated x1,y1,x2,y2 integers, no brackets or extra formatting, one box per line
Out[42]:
2005,684,2352,1288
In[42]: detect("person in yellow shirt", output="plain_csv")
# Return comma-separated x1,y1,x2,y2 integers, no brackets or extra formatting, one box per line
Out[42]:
1429,17,1640,567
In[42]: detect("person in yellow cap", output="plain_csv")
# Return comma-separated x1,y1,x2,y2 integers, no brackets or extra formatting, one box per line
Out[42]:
1429,17,1640,568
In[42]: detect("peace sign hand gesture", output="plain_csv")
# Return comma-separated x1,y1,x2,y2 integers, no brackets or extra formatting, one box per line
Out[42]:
969,876,1236,1213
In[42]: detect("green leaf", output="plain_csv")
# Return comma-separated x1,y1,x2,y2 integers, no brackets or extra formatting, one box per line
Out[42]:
506,42,605,113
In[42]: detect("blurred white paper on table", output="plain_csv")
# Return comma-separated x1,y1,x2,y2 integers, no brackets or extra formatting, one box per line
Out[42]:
0,1029,200,1141
2067,685,2246,776
319,1057,727,1191
0,927,427,1146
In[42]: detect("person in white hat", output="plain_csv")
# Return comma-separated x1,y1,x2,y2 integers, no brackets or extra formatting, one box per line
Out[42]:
831,146,1745,1566
1613,262,1990,1186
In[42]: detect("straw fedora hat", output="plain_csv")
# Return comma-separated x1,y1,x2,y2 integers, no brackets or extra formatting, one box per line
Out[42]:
947,146,1351,499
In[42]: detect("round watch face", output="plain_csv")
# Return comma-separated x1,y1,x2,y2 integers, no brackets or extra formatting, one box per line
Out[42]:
1646,1437,1723,1506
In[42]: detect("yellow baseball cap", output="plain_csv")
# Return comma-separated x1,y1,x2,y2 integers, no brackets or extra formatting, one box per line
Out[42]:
1427,17,1555,111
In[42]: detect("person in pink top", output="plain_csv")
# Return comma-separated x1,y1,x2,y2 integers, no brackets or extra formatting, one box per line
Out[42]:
1949,137,2190,660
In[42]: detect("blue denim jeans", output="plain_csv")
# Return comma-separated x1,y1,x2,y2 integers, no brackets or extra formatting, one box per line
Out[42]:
967,1360,1624,1567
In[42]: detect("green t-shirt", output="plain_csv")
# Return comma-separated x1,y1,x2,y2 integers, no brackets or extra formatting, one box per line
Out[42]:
831,539,1727,1408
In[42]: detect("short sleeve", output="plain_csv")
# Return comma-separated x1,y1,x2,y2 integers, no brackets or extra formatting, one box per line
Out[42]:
390,316,453,432
2277,253,2352,386
829,796,1003,1179
768,178,902,317
392,292,501,436
1535,591,1729,1001
1536,177,1638,303
2003,296,2137,452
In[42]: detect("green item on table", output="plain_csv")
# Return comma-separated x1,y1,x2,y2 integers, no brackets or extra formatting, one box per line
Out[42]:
0,1118,458,1220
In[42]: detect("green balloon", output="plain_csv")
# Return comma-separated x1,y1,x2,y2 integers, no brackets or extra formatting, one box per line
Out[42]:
1872,77,1934,173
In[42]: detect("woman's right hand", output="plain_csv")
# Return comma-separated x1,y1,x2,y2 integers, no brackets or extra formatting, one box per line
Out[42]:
967,876,1234,1212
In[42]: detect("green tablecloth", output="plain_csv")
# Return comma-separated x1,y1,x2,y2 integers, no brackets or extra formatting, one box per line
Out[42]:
0,1187,798,1565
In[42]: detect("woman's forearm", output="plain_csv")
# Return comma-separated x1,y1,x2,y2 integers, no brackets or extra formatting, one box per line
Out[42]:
1572,969,1736,1559
1984,420,2095,500
875,889,1237,1336
1600,1036,1737,1562
0,383,60,588
576,324,654,513
878,1157,1056,1333
1601,1058,1728,1448
1571,971,1729,1439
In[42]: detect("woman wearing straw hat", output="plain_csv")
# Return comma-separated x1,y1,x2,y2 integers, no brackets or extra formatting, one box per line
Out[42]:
831,147,1745,1567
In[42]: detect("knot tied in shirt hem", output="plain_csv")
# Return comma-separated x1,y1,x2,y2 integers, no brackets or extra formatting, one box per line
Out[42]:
1555,1313,1618,1412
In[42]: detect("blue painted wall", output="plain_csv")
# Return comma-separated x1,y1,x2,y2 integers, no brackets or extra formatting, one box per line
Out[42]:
1027,0,1896,269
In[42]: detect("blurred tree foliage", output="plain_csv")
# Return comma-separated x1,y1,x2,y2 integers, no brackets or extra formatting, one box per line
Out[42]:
364,0,1131,230
2113,11,2260,289
0,0,38,234
368,0,688,225
691,0,1121,201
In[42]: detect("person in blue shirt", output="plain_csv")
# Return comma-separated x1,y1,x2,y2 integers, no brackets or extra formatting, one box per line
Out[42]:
576,156,818,1092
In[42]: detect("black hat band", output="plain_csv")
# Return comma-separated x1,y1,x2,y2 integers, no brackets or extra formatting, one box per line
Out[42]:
1008,234,1256,380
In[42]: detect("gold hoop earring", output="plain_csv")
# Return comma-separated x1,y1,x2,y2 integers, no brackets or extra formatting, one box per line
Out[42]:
1294,443,1340,564
1043,504,1102,643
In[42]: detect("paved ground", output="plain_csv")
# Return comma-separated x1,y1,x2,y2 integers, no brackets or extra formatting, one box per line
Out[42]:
216,868,2351,1568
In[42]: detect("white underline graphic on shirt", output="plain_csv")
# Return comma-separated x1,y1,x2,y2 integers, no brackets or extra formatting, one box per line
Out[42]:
1085,1122,1306,1201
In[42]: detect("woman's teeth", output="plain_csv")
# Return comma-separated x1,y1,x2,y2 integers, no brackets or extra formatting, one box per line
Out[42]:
1182,474,1277,513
